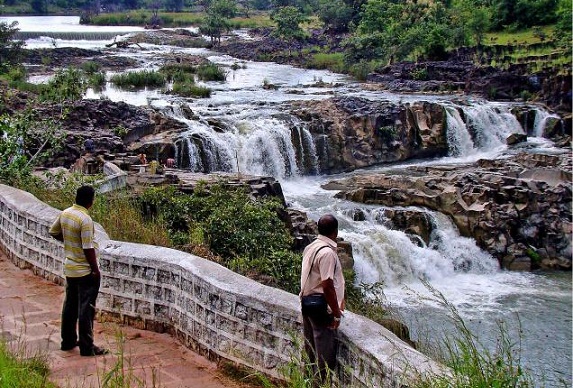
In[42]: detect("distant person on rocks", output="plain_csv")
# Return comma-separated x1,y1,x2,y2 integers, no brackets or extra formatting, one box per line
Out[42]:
165,158,175,168
300,214,345,385
49,185,109,357
84,138,95,154
138,153,148,165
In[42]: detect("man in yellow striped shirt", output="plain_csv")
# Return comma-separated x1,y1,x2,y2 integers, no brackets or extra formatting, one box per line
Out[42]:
50,185,109,356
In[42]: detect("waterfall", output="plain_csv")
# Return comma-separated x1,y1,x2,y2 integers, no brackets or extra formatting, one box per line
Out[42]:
15,31,136,40
532,108,560,137
444,106,477,156
336,207,498,287
459,103,524,150
169,106,319,178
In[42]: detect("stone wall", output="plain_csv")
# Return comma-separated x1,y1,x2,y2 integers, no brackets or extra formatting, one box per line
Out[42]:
0,184,446,387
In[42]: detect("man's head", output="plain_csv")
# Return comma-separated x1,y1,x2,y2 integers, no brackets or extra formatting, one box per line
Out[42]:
318,214,338,240
75,185,95,209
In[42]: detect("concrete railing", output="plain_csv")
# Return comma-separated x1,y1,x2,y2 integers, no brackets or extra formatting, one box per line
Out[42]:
0,184,446,387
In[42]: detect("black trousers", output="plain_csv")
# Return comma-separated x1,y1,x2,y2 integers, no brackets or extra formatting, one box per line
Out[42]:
61,274,100,353
303,313,338,386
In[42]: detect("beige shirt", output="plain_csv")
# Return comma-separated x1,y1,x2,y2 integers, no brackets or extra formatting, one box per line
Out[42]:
300,235,345,309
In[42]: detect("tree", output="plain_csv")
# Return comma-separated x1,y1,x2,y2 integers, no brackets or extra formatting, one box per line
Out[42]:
0,21,24,73
165,0,185,11
199,0,237,46
317,0,353,33
271,5,307,46
30,0,48,14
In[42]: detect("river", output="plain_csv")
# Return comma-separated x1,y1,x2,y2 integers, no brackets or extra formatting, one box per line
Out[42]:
2,15,571,387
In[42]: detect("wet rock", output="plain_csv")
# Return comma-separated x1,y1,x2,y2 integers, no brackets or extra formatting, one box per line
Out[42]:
507,133,528,145
290,97,448,174
326,152,572,270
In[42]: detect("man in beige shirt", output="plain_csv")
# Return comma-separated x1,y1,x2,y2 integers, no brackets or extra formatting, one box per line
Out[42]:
300,214,345,385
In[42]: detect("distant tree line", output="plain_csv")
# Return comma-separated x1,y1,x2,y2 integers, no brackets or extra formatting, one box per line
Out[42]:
1,0,570,65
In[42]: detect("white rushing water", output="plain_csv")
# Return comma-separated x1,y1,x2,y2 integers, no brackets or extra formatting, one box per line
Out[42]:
8,16,571,386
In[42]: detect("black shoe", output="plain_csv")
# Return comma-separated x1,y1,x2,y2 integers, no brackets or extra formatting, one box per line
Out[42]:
61,341,79,351
80,346,110,356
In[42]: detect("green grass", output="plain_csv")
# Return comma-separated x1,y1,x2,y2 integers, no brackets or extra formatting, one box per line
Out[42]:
412,281,535,388
110,70,166,89
484,26,556,46
170,82,212,97
89,11,274,28
308,52,345,72
196,63,227,81
0,336,56,388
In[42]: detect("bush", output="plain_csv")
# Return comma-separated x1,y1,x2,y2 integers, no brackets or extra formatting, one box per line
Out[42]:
39,67,87,103
196,63,227,81
138,184,294,280
171,82,212,98
110,70,166,89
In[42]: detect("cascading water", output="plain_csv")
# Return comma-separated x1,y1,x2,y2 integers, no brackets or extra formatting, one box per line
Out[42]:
444,106,477,156
169,106,319,178
8,15,570,386
532,108,561,137
451,102,524,152
328,207,499,287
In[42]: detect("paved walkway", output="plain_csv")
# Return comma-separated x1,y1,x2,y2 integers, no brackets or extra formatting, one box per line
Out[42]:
0,252,252,388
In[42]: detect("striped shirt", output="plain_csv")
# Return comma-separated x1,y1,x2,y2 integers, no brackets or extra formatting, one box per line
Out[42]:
49,204,96,278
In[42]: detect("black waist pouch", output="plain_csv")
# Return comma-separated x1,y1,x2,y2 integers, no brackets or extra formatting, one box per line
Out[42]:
301,294,332,325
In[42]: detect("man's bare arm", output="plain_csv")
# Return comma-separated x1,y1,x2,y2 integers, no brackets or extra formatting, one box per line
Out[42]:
83,248,100,278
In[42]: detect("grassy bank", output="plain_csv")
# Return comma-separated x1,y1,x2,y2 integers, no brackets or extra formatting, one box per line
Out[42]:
0,339,56,388
87,11,274,29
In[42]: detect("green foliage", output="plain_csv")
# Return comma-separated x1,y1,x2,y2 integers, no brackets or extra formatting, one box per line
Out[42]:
171,82,213,97
80,60,101,74
87,71,106,89
138,184,296,286
0,110,64,186
0,21,25,73
308,52,345,72
110,70,166,89
196,62,227,81
271,6,308,43
0,338,56,388
413,281,534,388
317,0,353,33
39,67,87,103
160,62,197,78
200,0,237,45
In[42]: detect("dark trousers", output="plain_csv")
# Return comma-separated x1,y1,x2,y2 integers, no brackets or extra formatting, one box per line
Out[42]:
303,313,338,385
61,274,100,353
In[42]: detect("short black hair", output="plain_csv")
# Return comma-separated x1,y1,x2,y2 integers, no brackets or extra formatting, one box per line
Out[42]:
75,185,95,208
318,214,338,236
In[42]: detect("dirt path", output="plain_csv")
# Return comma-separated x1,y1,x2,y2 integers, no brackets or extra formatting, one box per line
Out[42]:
0,251,254,388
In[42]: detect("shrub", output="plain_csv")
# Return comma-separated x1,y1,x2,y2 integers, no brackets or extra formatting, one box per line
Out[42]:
196,63,227,81
171,82,212,98
39,67,87,103
81,60,100,74
110,70,166,89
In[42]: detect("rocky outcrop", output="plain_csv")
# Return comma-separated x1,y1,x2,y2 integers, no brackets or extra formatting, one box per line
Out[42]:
325,153,572,271
290,97,448,174
29,99,187,167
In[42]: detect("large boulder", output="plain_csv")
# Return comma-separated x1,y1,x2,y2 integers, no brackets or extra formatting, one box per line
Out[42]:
290,97,448,174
